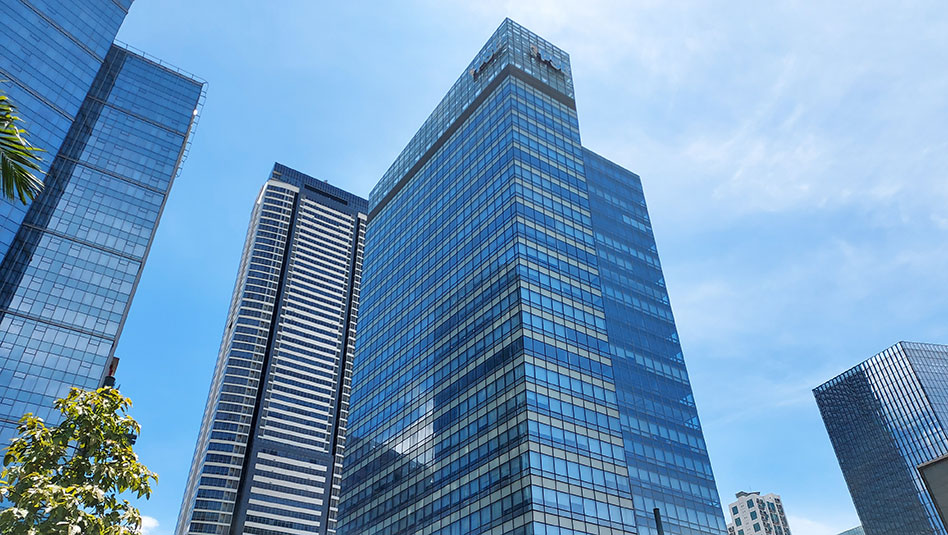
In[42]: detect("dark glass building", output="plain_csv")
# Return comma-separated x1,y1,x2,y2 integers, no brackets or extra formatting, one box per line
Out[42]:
338,19,726,535
176,164,367,535
814,342,948,535
0,1,204,442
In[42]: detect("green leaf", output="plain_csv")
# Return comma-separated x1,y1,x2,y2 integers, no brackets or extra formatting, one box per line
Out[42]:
0,387,156,533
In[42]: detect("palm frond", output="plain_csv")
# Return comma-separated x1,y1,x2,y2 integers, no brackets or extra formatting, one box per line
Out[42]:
0,91,44,203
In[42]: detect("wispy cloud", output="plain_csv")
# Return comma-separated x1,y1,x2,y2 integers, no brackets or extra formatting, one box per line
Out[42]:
141,515,160,535
448,0,948,227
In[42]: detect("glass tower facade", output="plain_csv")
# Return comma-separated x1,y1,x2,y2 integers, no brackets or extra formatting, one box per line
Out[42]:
0,0,132,257
584,150,726,535
0,0,204,443
338,19,725,535
176,164,367,535
814,342,948,535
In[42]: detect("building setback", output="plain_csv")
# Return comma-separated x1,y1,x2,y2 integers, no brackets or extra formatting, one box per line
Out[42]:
0,0,203,443
338,19,726,535
725,491,792,535
176,164,367,535
814,342,948,535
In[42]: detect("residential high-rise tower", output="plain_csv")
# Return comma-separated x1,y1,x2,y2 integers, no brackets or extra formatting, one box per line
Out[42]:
725,491,792,535
176,164,367,535
0,0,204,442
814,341,948,535
338,19,726,535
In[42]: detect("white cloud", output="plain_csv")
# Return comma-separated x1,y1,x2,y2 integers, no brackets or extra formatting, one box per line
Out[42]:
443,0,948,228
671,231,948,430
141,516,159,535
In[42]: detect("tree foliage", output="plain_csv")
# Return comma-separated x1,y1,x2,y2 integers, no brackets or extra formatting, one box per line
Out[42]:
0,387,157,535
0,91,44,203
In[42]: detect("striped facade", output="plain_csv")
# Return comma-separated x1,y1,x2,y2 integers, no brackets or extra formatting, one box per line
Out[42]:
176,164,366,535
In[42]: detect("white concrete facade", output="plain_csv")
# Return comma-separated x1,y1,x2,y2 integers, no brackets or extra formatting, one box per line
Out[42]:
726,491,792,535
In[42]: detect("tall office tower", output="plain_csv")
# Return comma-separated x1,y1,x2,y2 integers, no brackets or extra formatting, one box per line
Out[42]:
0,0,204,442
338,19,726,535
837,528,865,535
814,342,948,535
725,491,791,535
176,164,367,535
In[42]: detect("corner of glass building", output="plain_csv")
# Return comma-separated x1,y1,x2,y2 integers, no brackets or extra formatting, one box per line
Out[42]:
814,342,948,535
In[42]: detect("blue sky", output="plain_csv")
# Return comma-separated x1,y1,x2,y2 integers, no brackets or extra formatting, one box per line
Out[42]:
112,2,948,534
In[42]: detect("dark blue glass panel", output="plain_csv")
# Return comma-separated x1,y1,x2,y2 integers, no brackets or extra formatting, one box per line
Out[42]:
24,0,128,61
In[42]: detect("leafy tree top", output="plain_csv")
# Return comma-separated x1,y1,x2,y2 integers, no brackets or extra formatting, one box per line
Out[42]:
0,387,157,535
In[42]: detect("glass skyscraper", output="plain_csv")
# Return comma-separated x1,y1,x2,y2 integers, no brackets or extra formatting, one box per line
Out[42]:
0,1,204,442
176,164,367,535
338,19,725,535
814,342,948,535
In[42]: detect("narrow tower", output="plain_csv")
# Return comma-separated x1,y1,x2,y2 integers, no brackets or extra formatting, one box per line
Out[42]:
176,164,366,535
